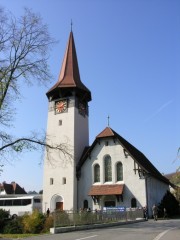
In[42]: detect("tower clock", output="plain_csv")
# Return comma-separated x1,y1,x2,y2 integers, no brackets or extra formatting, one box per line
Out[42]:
55,99,67,113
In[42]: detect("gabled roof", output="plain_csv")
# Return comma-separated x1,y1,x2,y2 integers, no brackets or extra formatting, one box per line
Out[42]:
46,31,91,102
77,127,170,185
0,182,27,194
96,127,115,138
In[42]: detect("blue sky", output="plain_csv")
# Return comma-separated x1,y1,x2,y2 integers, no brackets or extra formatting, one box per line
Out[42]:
0,0,179,192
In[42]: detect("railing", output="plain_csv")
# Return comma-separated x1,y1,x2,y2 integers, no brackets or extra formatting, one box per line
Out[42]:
53,208,144,228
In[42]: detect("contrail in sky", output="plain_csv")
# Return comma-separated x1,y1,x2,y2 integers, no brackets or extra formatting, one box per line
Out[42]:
145,99,173,122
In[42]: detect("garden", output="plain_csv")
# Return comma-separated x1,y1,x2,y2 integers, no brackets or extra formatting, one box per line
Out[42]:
0,209,53,238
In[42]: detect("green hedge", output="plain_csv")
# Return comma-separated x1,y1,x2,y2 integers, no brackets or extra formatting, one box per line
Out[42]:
0,209,53,234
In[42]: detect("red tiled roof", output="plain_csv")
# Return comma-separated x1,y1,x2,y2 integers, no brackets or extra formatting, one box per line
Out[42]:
88,184,124,196
96,127,115,138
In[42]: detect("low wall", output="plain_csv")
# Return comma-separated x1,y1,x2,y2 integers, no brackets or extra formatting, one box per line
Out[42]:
50,218,145,234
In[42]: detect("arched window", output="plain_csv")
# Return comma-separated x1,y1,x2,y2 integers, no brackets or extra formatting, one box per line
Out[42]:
104,155,112,182
83,200,88,209
94,164,100,182
131,198,137,208
116,162,123,181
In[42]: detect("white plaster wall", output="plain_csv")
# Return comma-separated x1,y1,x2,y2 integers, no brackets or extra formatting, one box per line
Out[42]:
74,106,89,163
78,138,147,210
43,97,89,212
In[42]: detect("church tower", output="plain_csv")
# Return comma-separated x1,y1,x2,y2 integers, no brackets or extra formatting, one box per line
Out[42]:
43,30,91,212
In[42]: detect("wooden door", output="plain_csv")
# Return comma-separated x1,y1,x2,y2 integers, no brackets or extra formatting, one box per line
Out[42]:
56,202,63,210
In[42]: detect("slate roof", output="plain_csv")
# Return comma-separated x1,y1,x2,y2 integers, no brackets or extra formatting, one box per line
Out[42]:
46,31,91,102
77,127,170,185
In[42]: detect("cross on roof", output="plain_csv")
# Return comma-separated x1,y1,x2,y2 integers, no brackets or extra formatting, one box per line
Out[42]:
107,115,110,126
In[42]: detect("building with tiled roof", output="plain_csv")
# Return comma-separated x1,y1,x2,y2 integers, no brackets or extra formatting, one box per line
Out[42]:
0,182,27,195
43,30,170,216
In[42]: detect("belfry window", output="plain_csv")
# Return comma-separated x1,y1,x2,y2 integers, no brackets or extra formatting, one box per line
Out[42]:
116,162,123,181
104,155,112,182
94,164,100,183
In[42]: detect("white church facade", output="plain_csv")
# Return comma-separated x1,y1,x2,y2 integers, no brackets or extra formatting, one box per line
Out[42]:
43,30,170,216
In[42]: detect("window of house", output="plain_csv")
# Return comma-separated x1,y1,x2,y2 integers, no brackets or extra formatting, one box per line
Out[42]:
59,120,62,126
116,162,123,181
94,164,100,183
104,155,112,182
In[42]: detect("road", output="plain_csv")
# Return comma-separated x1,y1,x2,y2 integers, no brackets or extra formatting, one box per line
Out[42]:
2,219,180,240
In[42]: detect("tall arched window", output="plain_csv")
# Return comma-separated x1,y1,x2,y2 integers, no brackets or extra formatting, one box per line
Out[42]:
116,162,123,181
94,164,100,182
104,155,112,182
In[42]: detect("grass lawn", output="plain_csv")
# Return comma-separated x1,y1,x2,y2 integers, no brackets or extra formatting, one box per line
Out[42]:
0,233,43,239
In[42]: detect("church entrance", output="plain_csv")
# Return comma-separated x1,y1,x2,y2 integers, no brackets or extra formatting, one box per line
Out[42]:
104,201,115,207
103,195,116,208
51,194,63,211
56,202,63,210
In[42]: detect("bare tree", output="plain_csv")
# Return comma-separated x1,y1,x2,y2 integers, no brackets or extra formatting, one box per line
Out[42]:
0,131,73,167
0,7,73,168
0,7,54,121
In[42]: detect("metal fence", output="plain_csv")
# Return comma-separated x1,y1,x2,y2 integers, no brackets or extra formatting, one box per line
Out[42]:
53,208,144,228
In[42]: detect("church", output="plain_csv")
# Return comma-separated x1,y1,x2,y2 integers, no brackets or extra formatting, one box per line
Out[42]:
42,30,170,216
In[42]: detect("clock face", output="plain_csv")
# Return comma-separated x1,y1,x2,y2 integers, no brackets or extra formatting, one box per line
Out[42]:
55,100,67,113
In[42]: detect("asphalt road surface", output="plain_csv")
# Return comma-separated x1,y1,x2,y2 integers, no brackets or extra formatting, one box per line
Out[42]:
2,219,180,240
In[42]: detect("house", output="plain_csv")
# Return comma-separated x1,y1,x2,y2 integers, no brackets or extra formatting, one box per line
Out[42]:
43,30,170,216
0,181,27,195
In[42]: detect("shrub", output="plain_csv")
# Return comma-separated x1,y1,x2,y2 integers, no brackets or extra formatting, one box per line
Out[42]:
0,210,53,234
42,215,53,233
0,209,10,233
22,210,45,233
158,190,179,217
3,217,23,234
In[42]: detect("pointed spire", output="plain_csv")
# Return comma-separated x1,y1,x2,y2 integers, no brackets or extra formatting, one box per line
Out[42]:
47,31,91,102
58,31,81,86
